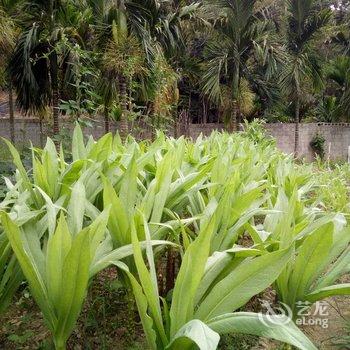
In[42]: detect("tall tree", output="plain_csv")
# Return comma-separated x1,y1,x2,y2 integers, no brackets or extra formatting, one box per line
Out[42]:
90,0,147,135
0,3,18,143
8,0,90,140
280,0,331,155
102,15,146,135
201,0,282,130
326,56,350,119
90,0,197,134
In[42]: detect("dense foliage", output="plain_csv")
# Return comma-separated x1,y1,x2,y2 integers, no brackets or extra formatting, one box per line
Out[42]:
0,1,349,347
0,124,349,349
0,1,349,144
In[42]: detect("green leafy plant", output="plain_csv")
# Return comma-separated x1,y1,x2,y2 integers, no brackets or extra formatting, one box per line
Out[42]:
243,119,276,147
310,133,326,160
0,206,110,350
1,124,349,350
276,221,350,317
120,211,317,350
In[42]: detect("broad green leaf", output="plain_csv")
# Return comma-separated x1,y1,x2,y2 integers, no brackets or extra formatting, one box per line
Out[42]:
119,157,138,217
102,177,129,246
0,255,23,315
72,123,86,161
316,245,350,289
305,284,350,303
116,261,157,350
54,229,91,346
1,138,30,187
87,133,112,161
130,220,168,346
46,214,72,307
207,312,317,350
170,216,217,337
0,212,57,330
90,240,177,277
288,223,333,306
67,181,86,235
43,138,59,197
167,319,220,350
195,247,293,321
35,186,58,236
195,247,264,306
150,150,176,223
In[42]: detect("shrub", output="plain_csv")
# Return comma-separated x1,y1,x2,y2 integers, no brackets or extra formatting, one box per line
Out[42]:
0,125,349,349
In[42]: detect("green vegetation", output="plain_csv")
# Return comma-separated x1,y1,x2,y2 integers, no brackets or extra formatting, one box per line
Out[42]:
310,133,326,159
0,1,349,348
0,124,349,349
0,0,349,152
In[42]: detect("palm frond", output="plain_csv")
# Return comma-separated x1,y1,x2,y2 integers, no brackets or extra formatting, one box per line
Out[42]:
0,9,16,56
201,40,230,103
288,0,313,37
299,9,331,45
9,25,51,112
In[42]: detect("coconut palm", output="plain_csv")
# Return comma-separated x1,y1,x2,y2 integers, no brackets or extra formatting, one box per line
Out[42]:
139,1,199,126
326,56,350,119
201,0,282,130
90,0,197,134
280,0,331,154
101,18,146,135
87,0,150,134
92,1,147,134
8,0,91,139
135,0,200,58
315,95,338,122
0,2,19,143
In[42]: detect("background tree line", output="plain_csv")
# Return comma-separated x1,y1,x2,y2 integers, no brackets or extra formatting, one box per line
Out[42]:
0,0,349,152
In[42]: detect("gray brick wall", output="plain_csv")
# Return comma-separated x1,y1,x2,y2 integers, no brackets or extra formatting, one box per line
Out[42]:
264,123,350,161
1,118,350,161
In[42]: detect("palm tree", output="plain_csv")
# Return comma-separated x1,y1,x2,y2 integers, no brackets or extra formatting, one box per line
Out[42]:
90,0,196,134
8,0,90,140
91,1,146,135
280,0,331,155
101,17,146,135
0,4,18,143
87,0,146,134
135,0,200,58
327,56,350,119
201,0,282,130
138,0,199,128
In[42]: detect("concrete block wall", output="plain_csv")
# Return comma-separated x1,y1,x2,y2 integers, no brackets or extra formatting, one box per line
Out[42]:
1,118,350,161
264,123,350,161
188,123,225,138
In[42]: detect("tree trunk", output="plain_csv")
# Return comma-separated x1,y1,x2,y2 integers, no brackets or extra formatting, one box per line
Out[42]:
8,82,15,144
202,97,208,124
119,75,128,138
230,60,240,132
39,114,44,148
294,95,300,157
231,99,238,132
50,50,59,146
48,0,59,147
173,114,178,138
104,106,110,133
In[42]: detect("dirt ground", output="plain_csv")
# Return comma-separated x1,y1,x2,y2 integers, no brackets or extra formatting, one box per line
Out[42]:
301,274,350,349
302,295,350,349
0,271,349,349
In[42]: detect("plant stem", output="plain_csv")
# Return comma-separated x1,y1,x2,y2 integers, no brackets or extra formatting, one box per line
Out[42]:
54,338,66,350
8,82,15,144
